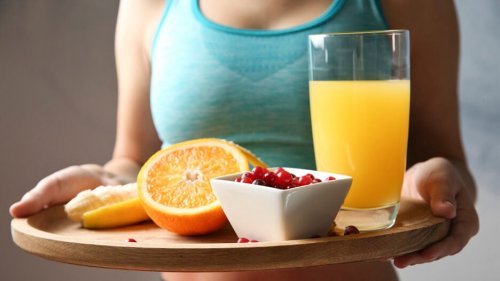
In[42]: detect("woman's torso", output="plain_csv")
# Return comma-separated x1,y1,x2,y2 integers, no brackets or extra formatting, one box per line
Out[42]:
147,0,397,280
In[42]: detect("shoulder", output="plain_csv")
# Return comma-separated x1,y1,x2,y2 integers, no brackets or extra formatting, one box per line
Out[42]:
380,0,457,28
116,0,166,61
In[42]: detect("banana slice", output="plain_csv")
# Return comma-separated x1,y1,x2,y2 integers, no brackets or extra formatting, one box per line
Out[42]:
64,183,137,221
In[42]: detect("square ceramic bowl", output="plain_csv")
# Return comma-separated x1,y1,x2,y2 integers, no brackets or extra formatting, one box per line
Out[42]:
210,168,352,241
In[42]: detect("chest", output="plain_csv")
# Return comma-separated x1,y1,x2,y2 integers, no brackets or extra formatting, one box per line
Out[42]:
198,0,334,30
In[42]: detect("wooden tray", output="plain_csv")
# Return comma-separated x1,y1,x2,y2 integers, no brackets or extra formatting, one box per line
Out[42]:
11,198,449,272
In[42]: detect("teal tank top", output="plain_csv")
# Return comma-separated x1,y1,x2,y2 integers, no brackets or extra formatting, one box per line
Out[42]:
150,0,387,169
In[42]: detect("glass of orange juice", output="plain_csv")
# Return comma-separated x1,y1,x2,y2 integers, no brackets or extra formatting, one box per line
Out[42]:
308,30,410,231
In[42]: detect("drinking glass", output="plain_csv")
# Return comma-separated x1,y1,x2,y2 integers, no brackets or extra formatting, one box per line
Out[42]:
308,30,410,231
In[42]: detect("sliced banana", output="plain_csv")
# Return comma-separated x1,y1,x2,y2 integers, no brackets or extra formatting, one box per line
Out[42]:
64,182,137,221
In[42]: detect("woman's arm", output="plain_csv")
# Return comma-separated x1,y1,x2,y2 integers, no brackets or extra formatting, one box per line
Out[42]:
381,0,479,267
104,0,165,178
88,0,166,183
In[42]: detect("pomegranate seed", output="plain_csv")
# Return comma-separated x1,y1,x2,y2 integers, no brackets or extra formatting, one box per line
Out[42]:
312,178,322,183
251,166,268,179
325,176,336,181
304,173,315,180
290,173,296,178
298,175,313,186
263,172,277,186
291,177,300,187
241,172,254,184
344,225,360,235
235,177,242,182
276,171,293,188
242,177,253,184
237,237,250,243
243,172,254,179
127,238,137,242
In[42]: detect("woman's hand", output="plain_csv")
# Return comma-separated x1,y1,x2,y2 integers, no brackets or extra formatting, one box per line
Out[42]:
394,157,479,268
9,164,128,218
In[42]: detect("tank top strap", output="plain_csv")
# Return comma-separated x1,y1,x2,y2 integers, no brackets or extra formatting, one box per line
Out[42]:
152,0,388,58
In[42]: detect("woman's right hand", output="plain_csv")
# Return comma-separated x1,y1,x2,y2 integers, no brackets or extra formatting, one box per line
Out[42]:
9,164,127,218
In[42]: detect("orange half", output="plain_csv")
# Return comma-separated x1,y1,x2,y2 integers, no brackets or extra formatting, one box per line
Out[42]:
137,139,250,235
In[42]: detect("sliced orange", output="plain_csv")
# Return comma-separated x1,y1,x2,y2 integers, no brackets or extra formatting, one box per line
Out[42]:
137,138,257,235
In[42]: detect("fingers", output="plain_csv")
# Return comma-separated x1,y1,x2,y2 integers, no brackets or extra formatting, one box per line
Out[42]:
9,200,42,219
393,251,433,269
422,190,479,256
394,157,479,268
394,189,479,268
9,165,103,218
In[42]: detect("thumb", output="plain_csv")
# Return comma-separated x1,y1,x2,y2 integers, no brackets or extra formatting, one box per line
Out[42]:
413,158,460,219
430,198,456,219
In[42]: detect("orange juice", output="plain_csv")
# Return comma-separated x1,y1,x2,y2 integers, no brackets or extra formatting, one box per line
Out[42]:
309,80,410,209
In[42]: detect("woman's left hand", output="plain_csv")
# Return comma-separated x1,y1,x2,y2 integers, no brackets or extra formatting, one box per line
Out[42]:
393,157,479,268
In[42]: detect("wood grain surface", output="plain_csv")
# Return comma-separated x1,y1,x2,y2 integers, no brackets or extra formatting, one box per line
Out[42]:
11,198,449,272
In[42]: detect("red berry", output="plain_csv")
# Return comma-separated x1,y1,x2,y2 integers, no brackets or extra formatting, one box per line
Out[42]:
325,176,336,181
263,172,277,186
291,177,301,187
237,237,250,243
242,177,253,184
251,166,268,179
304,173,315,180
243,172,254,178
241,172,255,183
344,225,360,235
276,171,293,188
298,175,313,186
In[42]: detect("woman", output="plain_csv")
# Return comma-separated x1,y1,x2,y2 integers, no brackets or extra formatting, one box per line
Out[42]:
10,0,479,280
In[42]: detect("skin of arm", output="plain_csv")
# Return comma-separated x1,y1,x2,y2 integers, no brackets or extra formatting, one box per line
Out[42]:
104,0,164,179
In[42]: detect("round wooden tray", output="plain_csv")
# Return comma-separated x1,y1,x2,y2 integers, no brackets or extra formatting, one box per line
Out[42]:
11,198,449,272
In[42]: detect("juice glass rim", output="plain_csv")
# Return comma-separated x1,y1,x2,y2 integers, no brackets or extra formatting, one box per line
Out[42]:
309,29,409,40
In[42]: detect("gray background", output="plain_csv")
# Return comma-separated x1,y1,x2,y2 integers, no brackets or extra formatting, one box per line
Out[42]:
1,1,498,280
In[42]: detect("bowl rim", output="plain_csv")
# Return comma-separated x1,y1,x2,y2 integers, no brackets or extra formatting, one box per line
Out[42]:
210,167,352,193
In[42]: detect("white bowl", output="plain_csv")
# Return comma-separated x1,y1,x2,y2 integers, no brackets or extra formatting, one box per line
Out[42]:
210,167,352,241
